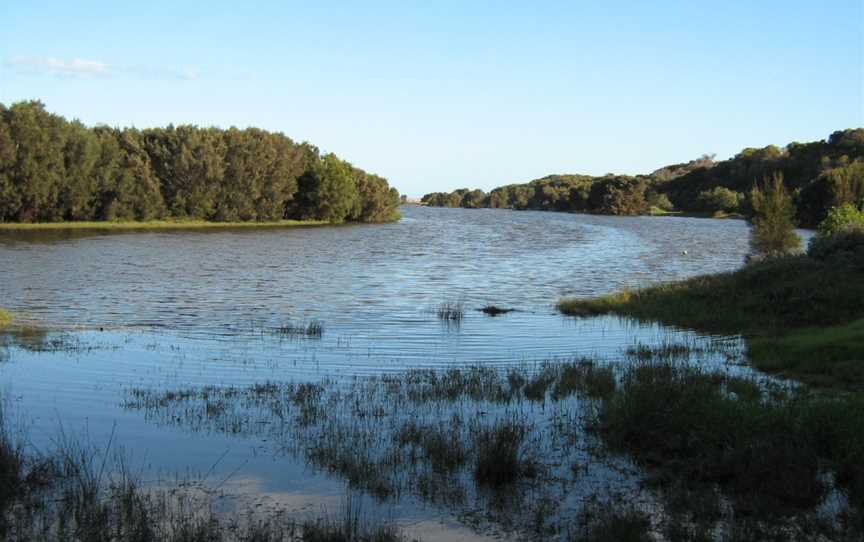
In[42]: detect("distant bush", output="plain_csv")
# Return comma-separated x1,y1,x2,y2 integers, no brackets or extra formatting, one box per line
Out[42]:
697,186,742,213
647,192,675,212
817,203,864,236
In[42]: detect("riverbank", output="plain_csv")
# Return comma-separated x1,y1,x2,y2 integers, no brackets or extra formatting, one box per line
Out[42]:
0,219,330,232
557,254,864,388
0,309,10,328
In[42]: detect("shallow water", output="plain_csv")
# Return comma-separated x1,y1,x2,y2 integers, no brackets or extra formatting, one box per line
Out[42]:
0,207,812,540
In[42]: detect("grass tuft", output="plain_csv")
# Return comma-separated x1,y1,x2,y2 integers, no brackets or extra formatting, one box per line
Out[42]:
436,301,464,322
472,418,537,486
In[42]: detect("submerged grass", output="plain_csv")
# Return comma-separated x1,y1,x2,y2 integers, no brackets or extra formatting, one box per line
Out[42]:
472,418,538,487
592,360,864,516
435,301,464,322
120,359,864,540
0,392,412,541
274,319,325,338
0,219,328,231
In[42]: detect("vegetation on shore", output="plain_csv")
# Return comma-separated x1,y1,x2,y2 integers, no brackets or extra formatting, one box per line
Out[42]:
0,309,10,329
0,101,400,226
559,191,864,391
0,219,327,231
422,128,864,227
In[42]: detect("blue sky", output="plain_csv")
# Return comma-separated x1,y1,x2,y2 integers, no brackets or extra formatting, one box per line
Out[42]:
1,1,861,197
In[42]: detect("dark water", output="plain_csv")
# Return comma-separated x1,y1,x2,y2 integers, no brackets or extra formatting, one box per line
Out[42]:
0,207,812,540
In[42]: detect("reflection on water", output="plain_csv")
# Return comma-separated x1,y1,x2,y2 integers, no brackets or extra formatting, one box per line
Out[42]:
0,207,806,539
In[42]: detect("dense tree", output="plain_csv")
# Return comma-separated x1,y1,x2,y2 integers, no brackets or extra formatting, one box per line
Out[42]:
0,101,400,224
294,154,359,223
421,128,862,224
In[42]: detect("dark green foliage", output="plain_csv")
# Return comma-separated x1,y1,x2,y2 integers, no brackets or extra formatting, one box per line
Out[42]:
573,502,652,542
0,101,399,224
421,129,863,225
807,230,864,270
748,173,801,258
594,363,833,514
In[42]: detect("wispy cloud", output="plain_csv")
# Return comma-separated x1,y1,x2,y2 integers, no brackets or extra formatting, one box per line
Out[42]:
6,56,111,77
4,56,203,81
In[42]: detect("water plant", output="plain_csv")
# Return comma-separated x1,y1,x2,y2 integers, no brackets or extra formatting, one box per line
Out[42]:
274,319,325,338
435,301,464,321
478,305,514,316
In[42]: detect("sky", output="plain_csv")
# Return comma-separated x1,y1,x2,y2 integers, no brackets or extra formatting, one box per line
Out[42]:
1,1,862,197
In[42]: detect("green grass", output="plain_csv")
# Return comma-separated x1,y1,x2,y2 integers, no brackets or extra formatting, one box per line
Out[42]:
647,208,745,220
0,310,10,329
559,256,864,335
558,256,864,388
0,218,328,231
748,319,864,389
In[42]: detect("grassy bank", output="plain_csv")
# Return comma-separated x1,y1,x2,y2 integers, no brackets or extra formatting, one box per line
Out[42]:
558,255,864,388
0,309,10,329
0,219,329,232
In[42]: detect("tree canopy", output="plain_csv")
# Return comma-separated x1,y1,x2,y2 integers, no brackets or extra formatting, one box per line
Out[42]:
0,101,400,224
421,129,864,226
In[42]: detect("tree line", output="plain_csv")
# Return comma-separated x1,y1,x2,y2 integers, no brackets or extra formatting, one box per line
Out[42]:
422,129,864,228
0,101,400,224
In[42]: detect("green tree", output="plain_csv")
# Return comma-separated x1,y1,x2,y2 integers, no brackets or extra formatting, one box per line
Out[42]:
749,173,801,259
295,154,359,222
817,203,864,235
697,186,741,213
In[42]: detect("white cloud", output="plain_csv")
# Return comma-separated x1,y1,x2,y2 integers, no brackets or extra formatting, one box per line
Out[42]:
6,56,111,77
4,56,211,81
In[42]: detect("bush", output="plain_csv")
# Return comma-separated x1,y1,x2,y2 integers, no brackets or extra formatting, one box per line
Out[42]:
748,173,801,259
697,186,741,213
817,203,864,236
807,229,864,270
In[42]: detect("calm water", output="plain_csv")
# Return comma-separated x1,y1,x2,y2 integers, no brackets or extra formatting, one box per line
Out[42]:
0,207,810,540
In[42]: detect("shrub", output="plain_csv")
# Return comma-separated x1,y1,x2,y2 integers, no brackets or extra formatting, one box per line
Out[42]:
748,173,801,259
697,186,741,213
817,202,864,236
807,229,864,270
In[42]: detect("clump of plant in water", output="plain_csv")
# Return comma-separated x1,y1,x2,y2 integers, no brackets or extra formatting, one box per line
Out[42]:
435,300,464,321
478,305,514,316
274,319,324,338
472,418,539,486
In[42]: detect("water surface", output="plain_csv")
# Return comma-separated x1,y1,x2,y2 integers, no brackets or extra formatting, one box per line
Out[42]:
0,207,801,540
